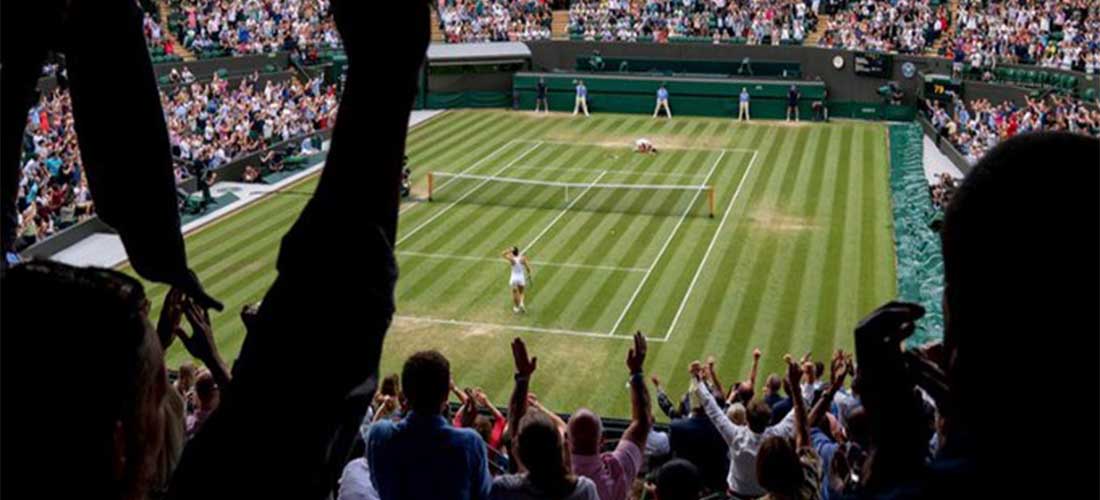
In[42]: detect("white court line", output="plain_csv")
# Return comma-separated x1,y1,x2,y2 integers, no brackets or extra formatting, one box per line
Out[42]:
396,142,542,246
507,165,707,179
394,315,667,342
664,150,759,341
523,170,608,253
399,140,517,215
396,250,646,273
513,138,756,153
607,150,728,336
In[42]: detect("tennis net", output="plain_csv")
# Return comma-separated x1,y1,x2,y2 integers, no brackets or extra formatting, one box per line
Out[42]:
427,171,715,217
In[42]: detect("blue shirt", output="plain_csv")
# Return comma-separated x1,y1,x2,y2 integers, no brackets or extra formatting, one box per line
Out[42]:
657,87,669,100
810,428,839,500
576,85,587,98
740,90,750,103
367,412,491,500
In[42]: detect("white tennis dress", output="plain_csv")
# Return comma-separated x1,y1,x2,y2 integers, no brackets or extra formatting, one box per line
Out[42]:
509,255,526,288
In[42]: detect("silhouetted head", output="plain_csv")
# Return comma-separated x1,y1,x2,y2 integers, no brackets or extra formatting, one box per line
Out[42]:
757,436,801,497
765,374,780,396
654,459,702,500
2,261,167,500
194,370,220,411
516,411,574,495
941,132,1098,440
401,351,451,415
567,408,603,456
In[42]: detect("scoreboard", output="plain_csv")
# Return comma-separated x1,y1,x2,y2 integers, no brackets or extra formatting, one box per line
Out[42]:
854,51,892,78
923,74,962,103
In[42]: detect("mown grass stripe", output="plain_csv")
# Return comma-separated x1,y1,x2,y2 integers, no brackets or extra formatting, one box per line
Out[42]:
809,126,854,359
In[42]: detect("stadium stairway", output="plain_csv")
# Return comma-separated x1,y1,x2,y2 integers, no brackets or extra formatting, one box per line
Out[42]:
431,10,445,42
803,13,829,46
157,0,195,61
552,9,569,39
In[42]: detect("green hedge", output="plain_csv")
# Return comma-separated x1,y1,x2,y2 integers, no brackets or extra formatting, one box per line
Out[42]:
425,91,512,109
888,122,944,345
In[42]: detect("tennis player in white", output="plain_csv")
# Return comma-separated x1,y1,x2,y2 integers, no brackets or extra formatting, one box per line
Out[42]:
502,246,533,313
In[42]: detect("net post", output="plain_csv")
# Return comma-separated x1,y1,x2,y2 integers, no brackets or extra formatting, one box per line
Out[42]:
708,186,715,218
428,172,434,201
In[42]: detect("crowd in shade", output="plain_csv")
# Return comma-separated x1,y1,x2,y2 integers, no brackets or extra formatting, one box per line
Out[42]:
12,73,337,251
817,0,947,53
169,0,343,56
567,0,817,44
924,93,1100,164
950,0,1100,74
438,0,554,43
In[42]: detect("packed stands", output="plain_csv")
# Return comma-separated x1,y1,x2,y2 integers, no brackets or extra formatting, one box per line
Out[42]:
437,0,554,43
13,73,337,250
144,11,184,63
14,90,92,251
817,0,947,53
567,0,816,44
923,93,1100,164
951,0,1099,73
165,0,343,58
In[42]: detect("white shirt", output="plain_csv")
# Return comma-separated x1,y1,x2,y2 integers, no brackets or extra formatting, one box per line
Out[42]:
338,458,380,500
645,429,671,458
695,381,796,497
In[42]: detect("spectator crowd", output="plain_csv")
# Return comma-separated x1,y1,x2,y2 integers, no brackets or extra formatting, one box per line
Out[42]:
567,0,817,45
950,0,1099,75
13,72,338,250
169,0,343,56
924,93,1100,164
163,73,338,179
817,0,947,54
438,0,553,43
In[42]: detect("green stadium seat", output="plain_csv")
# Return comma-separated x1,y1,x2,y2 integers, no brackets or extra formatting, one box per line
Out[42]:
158,74,171,85
1062,75,1077,91
1083,88,1097,101
263,64,277,73
1001,68,1014,82
1026,70,1037,85
216,68,229,79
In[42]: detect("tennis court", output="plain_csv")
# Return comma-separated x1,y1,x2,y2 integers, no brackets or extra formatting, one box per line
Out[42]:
395,139,756,341
135,110,897,418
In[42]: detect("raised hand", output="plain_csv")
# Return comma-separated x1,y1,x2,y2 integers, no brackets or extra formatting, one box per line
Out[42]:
650,375,662,388
156,288,186,349
706,355,716,372
753,347,762,360
474,388,491,407
626,331,647,374
689,360,703,380
179,299,216,363
784,354,801,389
512,337,537,377
854,301,925,348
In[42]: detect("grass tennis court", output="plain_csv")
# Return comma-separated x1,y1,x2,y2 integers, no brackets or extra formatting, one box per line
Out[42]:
130,110,896,419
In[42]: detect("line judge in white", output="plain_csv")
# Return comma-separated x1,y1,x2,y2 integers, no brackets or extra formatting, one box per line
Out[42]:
502,246,533,313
